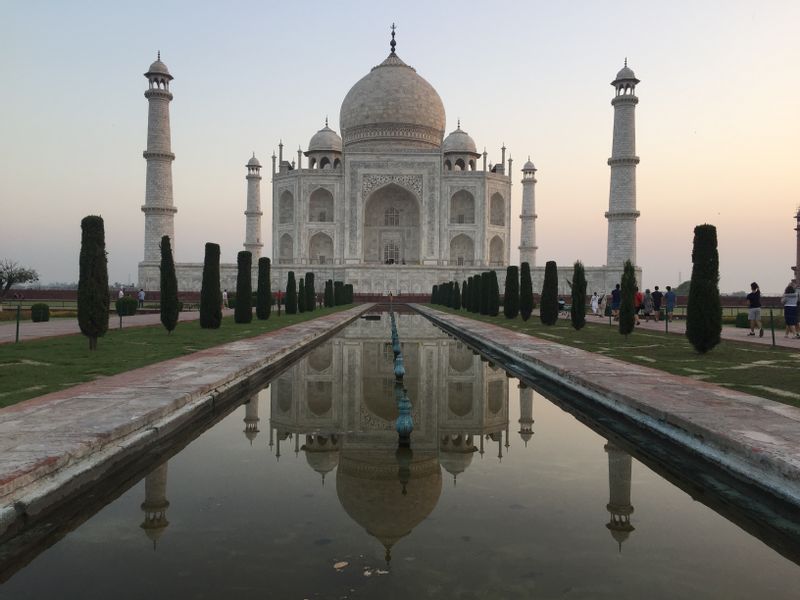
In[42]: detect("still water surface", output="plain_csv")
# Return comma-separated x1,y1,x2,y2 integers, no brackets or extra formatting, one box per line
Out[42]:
2,313,800,599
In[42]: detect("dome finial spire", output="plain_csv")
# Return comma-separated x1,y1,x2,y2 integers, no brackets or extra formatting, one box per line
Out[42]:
457,118,460,129
325,115,328,128
157,50,161,61
624,56,627,67
390,22,397,54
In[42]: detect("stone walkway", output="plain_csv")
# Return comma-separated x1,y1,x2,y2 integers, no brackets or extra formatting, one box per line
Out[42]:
0,309,232,345
0,304,371,535
416,305,800,507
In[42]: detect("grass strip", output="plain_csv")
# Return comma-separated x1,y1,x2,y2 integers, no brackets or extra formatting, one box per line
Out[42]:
428,305,800,407
0,307,350,408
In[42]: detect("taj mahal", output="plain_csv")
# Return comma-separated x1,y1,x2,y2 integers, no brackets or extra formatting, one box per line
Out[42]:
137,30,643,293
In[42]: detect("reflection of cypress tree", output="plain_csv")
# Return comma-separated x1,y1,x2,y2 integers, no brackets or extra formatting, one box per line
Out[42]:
453,281,461,310
200,243,222,329
570,261,587,330
540,261,559,325
256,257,271,320
298,278,306,313
520,262,533,321
78,215,109,350
234,251,253,324
686,224,722,353
504,265,519,319
305,272,315,311
159,235,179,333
619,260,636,336
285,271,297,314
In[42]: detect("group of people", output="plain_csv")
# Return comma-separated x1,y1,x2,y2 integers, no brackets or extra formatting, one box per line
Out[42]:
118,288,147,308
749,281,800,339
593,285,677,324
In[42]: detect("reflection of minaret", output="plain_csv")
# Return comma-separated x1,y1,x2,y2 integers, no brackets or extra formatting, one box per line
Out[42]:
302,434,341,486
518,385,534,447
243,395,260,445
604,442,635,552
439,434,476,486
140,462,170,550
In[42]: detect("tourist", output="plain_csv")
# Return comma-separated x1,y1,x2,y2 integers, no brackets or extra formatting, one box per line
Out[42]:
643,289,654,322
664,286,676,322
118,287,124,299
558,297,566,314
781,283,799,338
137,288,145,308
634,286,643,325
222,289,228,309
611,284,621,320
591,292,599,316
651,286,663,321
747,282,763,337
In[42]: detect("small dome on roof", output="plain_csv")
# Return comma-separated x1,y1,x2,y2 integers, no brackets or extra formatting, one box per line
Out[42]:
613,61,638,84
522,157,536,172
442,124,478,155
307,124,343,153
247,154,261,167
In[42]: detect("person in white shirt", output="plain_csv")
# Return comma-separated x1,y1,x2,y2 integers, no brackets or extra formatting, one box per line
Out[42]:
781,284,799,338
590,292,599,316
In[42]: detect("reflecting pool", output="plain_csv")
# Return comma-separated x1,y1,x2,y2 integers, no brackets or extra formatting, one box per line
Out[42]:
1,313,800,599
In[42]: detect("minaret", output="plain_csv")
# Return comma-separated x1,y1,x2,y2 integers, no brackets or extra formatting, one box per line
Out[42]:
604,441,635,552
519,158,538,267
605,60,641,268
244,154,263,259
142,53,177,263
517,384,534,446
243,393,260,444
140,461,170,550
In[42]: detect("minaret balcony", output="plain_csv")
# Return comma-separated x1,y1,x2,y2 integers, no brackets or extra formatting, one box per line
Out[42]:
143,150,176,161
607,157,640,166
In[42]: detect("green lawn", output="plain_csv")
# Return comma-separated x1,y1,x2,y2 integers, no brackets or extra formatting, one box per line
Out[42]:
429,306,800,407
0,307,350,408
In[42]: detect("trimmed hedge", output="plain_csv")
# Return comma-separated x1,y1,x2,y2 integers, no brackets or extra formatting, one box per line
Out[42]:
235,251,253,324
520,262,533,321
686,224,722,353
115,296,138,317
159,235,179,333
540,261,559,325
78,215,109,350
31,303,50,322
200,242,222,329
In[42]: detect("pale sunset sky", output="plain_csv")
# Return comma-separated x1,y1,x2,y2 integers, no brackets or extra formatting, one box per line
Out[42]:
1,1,798,293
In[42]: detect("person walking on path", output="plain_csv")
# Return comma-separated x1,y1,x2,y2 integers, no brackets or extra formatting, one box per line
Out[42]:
643,289,655,322
634,286,643,325
591,292,600,316
118,288,124,300
747,282,763,337
664,286,676,322
137,288,145,308
781,283,799,338
611,284,621,321
222,289,229,309
651,286,663,321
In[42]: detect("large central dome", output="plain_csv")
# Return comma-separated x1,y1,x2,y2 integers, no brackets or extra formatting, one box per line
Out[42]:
339,52,446,150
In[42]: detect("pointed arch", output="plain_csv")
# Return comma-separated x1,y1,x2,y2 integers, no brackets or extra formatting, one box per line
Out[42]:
489,235,503,265
279,190,294,223
279,233,294,264
490,192,505,226
450,233,475,266
450,190,475,224
308,232,333,264
309,187,334,222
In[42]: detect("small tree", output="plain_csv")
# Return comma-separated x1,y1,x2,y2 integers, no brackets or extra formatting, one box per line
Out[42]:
504,266,519,319
472,273,481,313
453,281,461,310
159,235,179,333
488,271,500,316
520,262,533,321
619,260,636,336
298,278,306,313
570,261,587,330
686,224,722,353
334,281,344,305
285,272,297,314
77,215,109,350
234,251,253,324
540,261,559,325
200,243,222,329
479,272,490,315
256,257,271,320
0,259,39,298
305,272,315,311
345,284,354,304
324,279,334,307
462,280,469,311
431,284,438,304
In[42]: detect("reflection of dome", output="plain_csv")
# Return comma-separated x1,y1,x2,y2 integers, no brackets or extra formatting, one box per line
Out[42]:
442,125,478,155
340,52,445,150
308,125,343,153
336,450,442,562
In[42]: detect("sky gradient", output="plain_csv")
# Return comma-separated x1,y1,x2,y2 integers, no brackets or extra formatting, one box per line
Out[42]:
2,1,798,293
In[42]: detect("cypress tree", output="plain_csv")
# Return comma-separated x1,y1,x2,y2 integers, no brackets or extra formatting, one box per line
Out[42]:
298,278,306,312
570,261,587,330
234,251,253,323
446,282,453,307
78,215,109,350
453,281,461,310
285,271,297,314
305,272,315,311
325,279,334,307
200,242,222,329
520,262,533,321
334,281,344,305
488,271,500,316
619,260,636,336
345,284,354,304
472,274,481,313
462,280,468,311
504,265,519,319
159,235,179,333
480,272,490,315
540,261,559,325
431,284,438,304
686,224,722,353
256,257,271,320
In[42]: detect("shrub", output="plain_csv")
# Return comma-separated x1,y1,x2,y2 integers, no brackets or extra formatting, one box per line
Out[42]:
334,281,344,306
325,279,334,307
200,243,222,329
256,257,271,320
345,284,354,304
431,285,438,304
31,303,50,322
305,272,315,311
298,278,306,313
540,261,559,325
462,280,468,311
570,261,587,330
619,260,636,336
520,262,533,321
686,224,721,353
159,235,179,333
285,272,297,314
472,274,481,313
504,266,519,319
235,251,253,324
479,272,490,315
78,215,109,350
488,271,500,316
115,296,138,317
453,281,461,310
735,312,749,328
